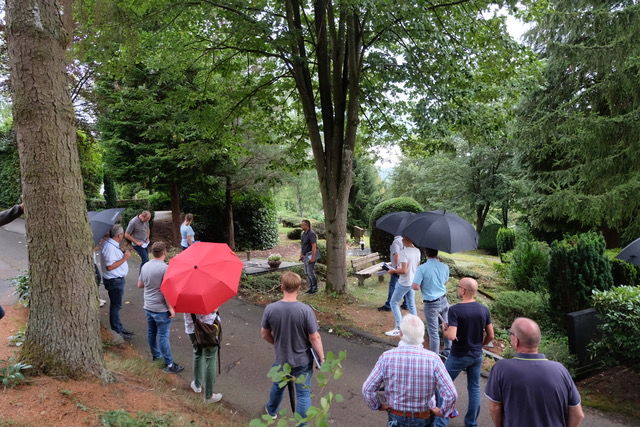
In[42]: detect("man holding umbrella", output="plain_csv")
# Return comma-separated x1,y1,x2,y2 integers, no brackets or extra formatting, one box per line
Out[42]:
412,248,451,358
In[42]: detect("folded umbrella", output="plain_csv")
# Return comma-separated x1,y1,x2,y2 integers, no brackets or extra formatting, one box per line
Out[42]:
376,211,416,236
161,242,244,314
399,210,478,254
88,208,125,246
615,237,640,267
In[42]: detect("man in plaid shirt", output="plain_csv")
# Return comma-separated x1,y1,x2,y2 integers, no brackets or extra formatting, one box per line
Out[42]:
363,314,457,426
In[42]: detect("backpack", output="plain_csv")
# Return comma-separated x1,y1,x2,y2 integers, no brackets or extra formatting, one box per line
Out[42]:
190,313,222,348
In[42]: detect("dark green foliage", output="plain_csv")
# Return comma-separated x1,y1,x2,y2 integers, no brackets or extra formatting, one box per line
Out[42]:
348,157,383,230
310,220,326,240
147,192,171,211
518,2,640,243
315,240,327,262
369,197,423,259
478,223,501,255
11,272,30,307
103,174,118,208
232,193,278,251
0,358,31,389
490,291,547,329
76,130,103,199
507,239,550,292
496,228,516,262
287,228,303,240
539,336,577,378
0,126,21,208
547,232,613,320
610,258,640,287
192,191,278,251
100,409,175,427
591,286,640,364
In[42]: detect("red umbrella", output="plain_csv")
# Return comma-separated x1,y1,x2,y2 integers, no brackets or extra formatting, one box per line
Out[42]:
161,242,243,314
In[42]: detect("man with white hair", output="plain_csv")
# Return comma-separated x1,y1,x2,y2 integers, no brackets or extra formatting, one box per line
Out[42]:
363,314,458,426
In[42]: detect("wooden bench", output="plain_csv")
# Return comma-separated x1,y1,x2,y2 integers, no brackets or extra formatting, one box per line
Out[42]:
351,252,385,287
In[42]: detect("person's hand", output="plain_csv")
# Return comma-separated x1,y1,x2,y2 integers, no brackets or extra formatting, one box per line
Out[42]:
378,402,391,411
412,283,420,291
441,322,448,331
430,407,443,418
299,255,303,262
168,307,175,318
310,257,316,263
122,250,131,261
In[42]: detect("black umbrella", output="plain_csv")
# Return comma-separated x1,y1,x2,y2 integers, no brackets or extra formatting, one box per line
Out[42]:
615,237,640,267
375,211,416,235
88,208,125,246
399,210,478,254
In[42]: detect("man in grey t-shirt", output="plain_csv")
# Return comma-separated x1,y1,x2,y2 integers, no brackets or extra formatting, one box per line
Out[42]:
137,242,183,374
261,272,325,421
126,210,151,268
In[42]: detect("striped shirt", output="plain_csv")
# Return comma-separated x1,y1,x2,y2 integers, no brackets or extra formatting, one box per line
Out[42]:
362,343,457,416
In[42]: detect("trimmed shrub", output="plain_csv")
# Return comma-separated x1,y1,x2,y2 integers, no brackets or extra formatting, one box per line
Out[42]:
547,232,613,320
478,223,501,255
507,239,550,292
490,290,547,329
103,174,118,208
0,128,21,208
287,228,303,240
311,220,326,239
148,192,171,211
316,240,327,261
496,228,516,262
591,286,640,364
369,197,423,259
610,258,640,287
281,216,301,228
539,335,577,377
232,193,278,251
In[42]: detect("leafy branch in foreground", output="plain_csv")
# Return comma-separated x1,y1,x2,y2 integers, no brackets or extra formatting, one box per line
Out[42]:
250,350,347,427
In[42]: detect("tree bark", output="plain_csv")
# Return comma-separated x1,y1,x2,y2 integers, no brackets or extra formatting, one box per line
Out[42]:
225,176,235,250
6,0,108,379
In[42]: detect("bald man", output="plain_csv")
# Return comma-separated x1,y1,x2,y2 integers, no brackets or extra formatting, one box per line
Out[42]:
436,277,494,427
485,317,585,427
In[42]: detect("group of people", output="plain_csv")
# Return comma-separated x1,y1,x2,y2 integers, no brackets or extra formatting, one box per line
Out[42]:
365,233,584,426
98,211,223,403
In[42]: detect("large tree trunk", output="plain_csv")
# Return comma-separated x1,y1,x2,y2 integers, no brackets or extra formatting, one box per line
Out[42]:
6,0,107,378
285,0,362,292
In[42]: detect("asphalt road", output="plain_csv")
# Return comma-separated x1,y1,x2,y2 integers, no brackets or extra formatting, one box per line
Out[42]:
0,218,634,426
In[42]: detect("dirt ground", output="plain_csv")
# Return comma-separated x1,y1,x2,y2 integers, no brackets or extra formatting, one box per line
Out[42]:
0,305,244,426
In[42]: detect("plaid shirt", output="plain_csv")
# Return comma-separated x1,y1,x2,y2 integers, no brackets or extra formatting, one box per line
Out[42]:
362,344,457,416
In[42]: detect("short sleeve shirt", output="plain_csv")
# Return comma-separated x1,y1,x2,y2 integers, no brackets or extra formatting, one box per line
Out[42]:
412,258,449,301
261,300,319,367
485,353,581,427
398,246,421,287
180,224,195,247
139,258,169,312
126,215,149,243
448,302,491,357
100,238,129,279
301,229,317,255
390,236,403,268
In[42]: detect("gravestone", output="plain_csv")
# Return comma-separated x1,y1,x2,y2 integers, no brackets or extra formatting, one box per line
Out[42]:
566,308,601,377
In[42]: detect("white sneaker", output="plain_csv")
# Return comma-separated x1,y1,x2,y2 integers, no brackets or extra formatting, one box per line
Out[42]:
190,381,202,393
99,299,106,307
265,405,277,420
385,328,401,337
204,393,222,403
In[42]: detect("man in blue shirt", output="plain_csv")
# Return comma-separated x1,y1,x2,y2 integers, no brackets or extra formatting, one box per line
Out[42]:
412,248,451,357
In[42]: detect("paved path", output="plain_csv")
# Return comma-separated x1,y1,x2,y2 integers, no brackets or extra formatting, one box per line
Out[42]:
0,219,635,426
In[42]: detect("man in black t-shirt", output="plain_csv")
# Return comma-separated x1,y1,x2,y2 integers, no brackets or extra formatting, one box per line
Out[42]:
436,277,494,427
298,220,318,294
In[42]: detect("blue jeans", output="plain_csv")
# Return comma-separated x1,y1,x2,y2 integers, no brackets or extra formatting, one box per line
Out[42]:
189,334,219,400
435,354,484,427
391,285,417,328
388,412,434,427
422,297,451,356
133,244,149,268
145,310,174,366
384,274,406,308
266,361,313,422
103,277,125,333
303,253,317,291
